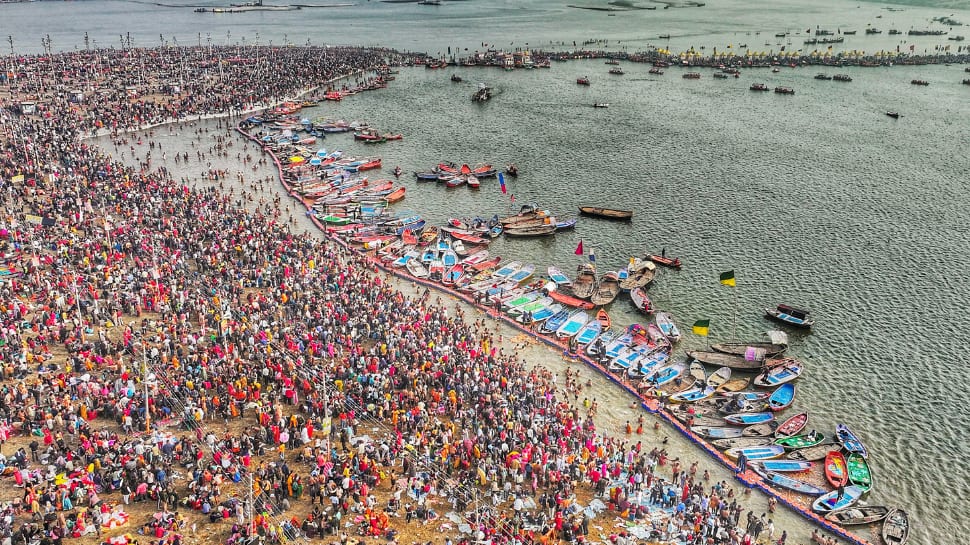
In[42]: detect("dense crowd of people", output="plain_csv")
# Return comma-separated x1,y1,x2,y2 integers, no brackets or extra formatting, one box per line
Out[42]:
0,46,828,545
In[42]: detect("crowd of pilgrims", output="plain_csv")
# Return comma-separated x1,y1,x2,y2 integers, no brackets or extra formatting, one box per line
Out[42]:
0,46,794,545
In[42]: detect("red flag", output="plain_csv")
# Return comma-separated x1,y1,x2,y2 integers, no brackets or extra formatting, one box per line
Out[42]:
510,194,515,203
574,240,584,256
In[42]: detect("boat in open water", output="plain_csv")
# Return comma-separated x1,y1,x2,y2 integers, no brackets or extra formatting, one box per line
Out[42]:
578,206,633,220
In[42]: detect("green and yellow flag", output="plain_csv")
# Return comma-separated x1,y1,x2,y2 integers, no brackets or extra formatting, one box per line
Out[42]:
719,270,736,287
692,319,710,336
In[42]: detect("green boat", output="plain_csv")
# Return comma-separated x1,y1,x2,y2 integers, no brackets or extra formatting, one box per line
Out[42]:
321,215,351,225
775,430,825,450
847,452,873,493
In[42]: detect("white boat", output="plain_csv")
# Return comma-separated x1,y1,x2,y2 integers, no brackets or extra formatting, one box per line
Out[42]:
655,312,682,342
406,257,429,278
547,266,571,286
574,320,602,346
491,261,521,280
753,359,803,387
508,263,536,284
556,311,590,339
462,249,490,265
669,385,715,403
644,361,685,386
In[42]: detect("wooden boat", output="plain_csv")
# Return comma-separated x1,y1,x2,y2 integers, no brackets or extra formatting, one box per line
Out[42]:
882,509,910,545
646,254,682,269
711,334,787,357
743,422,779,437
752,460,813,473
491,261,521,280
571,264,597,299
630,287,654,314
687,350,763,370
508,264,536,285
712,437,773,449
724,412,774,426
692,426,745,439
716,376,750,393
596,308,611,330
541,309,572,334
654,312,681,342
758,470,828,496
785,442,838,462
590,271,621,306
825,506,890,525
724,445,785,461
681,415,732,427
846,452,872,493
619,259,656,290
775,430,825,450
689,361,707,382
825,450,849,488
765,304,814,328
753,358,803,386
578,206,633,221
775,412,808,437
835,424,869,459
812,485,864,513
549,289,596,309
767,383,796,411
706,367,732,389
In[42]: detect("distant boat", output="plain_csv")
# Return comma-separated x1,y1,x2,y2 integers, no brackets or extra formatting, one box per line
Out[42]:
886,111,900,119
593,103,610,108
764,304,814,328
472,83,492,102
578,206,633,220
577,76,591,85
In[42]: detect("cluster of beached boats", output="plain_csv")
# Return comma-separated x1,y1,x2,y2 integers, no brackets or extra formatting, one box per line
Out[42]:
413,162,498,189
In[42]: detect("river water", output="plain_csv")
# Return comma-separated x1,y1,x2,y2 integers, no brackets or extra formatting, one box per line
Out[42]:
11,0,970,542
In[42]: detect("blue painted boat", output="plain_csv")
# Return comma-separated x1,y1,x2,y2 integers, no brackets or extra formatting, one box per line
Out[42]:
420,247,438,263
753,359,803,386
542,309,572,333
669,385,716,403
586,328,620,357
757,470,828,496
812,485,864,513
645,361,685,386
613,345,650,371
391,251,417,268
492,261,521,280
836,424,869,459
574,320,602,346
603,332,634,360
723,412,775,426
765,304,814,329
767,383,796,411
521,303,562,324
692,426,745,439
637,347,670,376
547,266,571,286
441,249,458,268
556,311,590,339
753,460,814,473
508,263,536,284
725,445,786,461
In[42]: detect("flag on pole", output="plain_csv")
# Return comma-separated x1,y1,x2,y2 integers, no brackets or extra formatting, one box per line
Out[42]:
498,172,507,194
574,240,584,256
692,319,710,336
719,270,736,287
588,247,596,263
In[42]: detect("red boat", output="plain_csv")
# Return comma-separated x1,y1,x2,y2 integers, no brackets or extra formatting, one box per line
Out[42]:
469,256,502,273
401,229,418,246
577,76,590,85
384,187,406,203
460,164,472,175
549,289,596,310
647,254,683,269
775,412,808,437
354,131,382,141
596,309,611,330
357,159,382,171
825,450,849,488
450,231,489,245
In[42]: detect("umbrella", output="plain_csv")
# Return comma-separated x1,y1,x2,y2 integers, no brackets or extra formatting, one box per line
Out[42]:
290,156,305,164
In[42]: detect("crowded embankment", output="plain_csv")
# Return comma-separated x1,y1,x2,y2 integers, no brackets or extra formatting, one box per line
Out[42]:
0,45,895,545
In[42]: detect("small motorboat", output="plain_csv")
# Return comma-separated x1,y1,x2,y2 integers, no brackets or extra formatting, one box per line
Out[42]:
886,111,900,119
593,103,610,108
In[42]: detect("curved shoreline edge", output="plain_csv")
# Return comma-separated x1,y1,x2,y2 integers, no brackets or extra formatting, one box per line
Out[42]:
234,117,876,545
